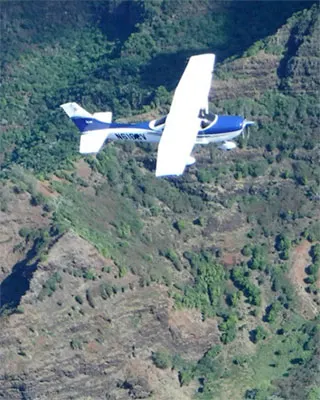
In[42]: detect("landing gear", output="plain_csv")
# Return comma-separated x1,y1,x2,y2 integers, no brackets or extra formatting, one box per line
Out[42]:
218,141,237,151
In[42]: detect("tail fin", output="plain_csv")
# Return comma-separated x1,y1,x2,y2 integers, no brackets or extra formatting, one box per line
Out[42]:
60,102,95,133
60,102,110,154
60,102,92,119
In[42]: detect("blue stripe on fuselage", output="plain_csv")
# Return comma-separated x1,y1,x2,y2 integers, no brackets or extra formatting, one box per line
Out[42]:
71,117,108,132
71,117,150,133
109,121,151,130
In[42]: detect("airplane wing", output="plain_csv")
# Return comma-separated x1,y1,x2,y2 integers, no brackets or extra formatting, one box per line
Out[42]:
155,53,215,177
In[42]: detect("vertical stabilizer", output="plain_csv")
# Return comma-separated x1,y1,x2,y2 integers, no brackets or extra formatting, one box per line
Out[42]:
60,102,95,133
60,102,92,119
61,102,110,153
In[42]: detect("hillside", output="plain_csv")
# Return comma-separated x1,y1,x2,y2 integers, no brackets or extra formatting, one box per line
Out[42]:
0,1,319,400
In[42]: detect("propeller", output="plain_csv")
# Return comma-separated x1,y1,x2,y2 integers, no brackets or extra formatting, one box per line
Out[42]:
242,119,254,141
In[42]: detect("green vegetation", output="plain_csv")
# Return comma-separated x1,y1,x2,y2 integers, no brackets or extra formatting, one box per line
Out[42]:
219,313,238,344
86,288,95,308
305,244,320,293
70,338,82,350
231,267,261,306
75,295,83,305
151,350,172,369
99,282,118,300
250,326,268,343
161,248,181,271
275,233,291,260
38,272,62,300
264,301,282,323
173,251,226,319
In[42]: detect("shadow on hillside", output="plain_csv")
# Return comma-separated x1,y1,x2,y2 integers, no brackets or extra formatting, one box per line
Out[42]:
0,248,38,315
139,1,316,91
2,0,315,60
98,0,144,43
224,1,316,56
141,49,209,92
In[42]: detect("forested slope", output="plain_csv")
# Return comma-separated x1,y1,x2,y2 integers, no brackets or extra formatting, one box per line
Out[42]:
0,1,319,399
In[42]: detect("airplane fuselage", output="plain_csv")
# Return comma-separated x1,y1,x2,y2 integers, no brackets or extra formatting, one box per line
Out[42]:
75,114,249,146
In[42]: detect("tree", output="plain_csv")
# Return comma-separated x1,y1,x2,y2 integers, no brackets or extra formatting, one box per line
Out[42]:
275,233,291,252
162,248,181,270
86,289,95,308
264,302,282,323
219,314,238,344
242,244,252,257
75,295,83,304
310,244,320,263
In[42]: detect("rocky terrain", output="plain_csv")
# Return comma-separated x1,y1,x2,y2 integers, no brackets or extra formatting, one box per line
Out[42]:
1,231,220,400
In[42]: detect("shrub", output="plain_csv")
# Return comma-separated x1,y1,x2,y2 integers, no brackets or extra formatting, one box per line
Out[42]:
75,295,83,305
231,268,261,306
250,326,268,343
174,219,187,233
264,301,282,323
242,244,252,257
100,282,113,299
152,350,171,369
275,234,291,252
84,269,96,280
70,339,82,350
162,248,181,271
86,289,95,308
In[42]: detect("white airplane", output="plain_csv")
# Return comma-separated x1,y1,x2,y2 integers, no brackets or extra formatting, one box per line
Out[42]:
61,54,253,177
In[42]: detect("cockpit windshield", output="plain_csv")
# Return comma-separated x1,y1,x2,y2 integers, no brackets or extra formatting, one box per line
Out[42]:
154,115,167,127
199,110,217,129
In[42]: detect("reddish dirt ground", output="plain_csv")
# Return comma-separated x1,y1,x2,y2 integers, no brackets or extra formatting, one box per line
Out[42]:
222,252,241,266
36,180,57,198
76,159,92,180
168,302,219,348
292,241,311,283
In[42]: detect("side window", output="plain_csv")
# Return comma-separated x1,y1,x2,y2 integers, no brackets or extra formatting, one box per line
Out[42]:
201,120,210,129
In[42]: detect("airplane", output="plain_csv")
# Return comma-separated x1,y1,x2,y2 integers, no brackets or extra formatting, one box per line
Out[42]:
60,53,254,177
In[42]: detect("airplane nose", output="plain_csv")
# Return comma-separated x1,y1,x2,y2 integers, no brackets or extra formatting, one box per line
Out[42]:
209,116,252,134
235,116,245,130
223,116,244,130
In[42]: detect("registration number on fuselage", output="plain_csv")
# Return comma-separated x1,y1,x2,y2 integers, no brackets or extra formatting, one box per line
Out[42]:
115,133,147,141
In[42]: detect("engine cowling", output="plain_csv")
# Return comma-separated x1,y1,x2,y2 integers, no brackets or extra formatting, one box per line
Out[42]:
186,156,196,166
218,141,237,151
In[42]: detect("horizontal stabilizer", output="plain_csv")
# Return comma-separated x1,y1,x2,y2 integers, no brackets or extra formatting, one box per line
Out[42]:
79,130,109,154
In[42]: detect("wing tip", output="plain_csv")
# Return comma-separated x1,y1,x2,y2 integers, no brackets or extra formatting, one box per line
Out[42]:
155,169,184,178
